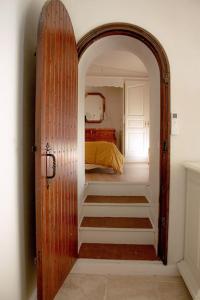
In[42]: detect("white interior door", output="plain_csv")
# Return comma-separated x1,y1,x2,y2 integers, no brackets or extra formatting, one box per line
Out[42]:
125,80,149,162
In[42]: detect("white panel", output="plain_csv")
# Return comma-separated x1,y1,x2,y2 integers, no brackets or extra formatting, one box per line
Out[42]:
185,172,200,280
128,119,144,128
82,204,150,218
80,228,155,244
180,165,200,299
127,86,144,116
127,131,144,155
87,182,149,196
178,261,200,300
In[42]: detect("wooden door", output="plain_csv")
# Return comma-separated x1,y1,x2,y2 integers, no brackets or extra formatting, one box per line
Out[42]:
124,80,149,162
35,1,78,299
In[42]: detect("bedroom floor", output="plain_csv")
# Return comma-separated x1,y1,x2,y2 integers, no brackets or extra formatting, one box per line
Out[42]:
85,163,149,183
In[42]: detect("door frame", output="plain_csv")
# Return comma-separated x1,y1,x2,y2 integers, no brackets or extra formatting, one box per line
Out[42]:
77,23,170,265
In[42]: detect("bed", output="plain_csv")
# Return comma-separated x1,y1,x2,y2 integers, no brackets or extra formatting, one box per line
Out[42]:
85,128,117,144
85,128,124,173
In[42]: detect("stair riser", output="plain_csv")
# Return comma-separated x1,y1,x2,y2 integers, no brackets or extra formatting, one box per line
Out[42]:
82,205,150,218
72,260,178,276
87,183,149,196
80,229,154,245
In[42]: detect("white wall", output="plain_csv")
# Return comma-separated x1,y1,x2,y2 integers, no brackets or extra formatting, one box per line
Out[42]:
85,87,124,148
66,0,200,266
0,0,42,299
0,2,22,299
1,0,200,298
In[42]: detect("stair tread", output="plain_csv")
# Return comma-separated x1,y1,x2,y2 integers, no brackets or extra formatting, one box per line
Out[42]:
81,217,153,229
79,243,158,260
85,195,148,204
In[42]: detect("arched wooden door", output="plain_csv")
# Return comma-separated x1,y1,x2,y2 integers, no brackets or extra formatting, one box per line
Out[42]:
35,0,78,299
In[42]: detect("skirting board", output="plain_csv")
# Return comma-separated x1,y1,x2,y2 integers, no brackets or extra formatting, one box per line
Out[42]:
71,258,179,276
178,260,200,300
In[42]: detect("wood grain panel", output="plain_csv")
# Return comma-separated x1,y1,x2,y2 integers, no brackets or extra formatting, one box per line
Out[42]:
35,1,78,299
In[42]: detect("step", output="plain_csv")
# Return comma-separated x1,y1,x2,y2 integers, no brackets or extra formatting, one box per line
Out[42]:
79,243,158,260
82,195,150,217
85,195,149,204
87,182,149,196
71,260,178,276
80,217,155,244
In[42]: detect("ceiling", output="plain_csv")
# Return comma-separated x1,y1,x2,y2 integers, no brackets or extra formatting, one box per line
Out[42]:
87,50,148,77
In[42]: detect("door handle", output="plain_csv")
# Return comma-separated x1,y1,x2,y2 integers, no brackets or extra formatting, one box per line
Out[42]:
46,153,56,179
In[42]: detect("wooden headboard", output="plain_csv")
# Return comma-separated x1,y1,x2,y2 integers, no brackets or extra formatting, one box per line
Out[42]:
85,128,117,144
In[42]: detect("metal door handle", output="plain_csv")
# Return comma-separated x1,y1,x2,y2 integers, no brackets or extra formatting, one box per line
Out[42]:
46,153,56,179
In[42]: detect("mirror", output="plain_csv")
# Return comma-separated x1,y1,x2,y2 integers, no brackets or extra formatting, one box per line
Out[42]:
85,92,105,123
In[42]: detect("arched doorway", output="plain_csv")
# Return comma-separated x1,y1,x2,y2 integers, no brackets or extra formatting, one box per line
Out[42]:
77,23,170,265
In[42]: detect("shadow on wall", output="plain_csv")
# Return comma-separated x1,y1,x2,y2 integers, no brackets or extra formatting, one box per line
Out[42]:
17,1,43,299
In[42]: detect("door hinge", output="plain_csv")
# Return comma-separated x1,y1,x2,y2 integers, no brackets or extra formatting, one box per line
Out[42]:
162,141,168,153
32,145,37,152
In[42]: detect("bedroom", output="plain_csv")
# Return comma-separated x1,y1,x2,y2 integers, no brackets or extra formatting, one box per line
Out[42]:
84,50,150,184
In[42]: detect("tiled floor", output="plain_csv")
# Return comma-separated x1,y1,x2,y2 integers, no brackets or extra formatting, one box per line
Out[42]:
55,274,192,300
85,163,149,183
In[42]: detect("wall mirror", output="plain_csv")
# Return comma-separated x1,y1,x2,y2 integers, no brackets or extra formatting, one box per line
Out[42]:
85,92,105,123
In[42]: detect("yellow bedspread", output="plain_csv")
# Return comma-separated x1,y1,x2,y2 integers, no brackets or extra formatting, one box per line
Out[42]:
85,141,124,173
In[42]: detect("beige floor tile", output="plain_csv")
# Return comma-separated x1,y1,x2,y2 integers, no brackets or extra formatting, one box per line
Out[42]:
54,274,192,300
55,274,107,300
106,275,159,300
157,281,192,300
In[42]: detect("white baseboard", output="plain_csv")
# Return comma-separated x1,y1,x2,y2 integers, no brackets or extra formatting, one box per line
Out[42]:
71,258,179,276
178,260,200,300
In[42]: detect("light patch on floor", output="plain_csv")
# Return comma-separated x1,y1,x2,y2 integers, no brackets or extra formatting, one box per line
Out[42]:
85,163,149,183
55,274,192,300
